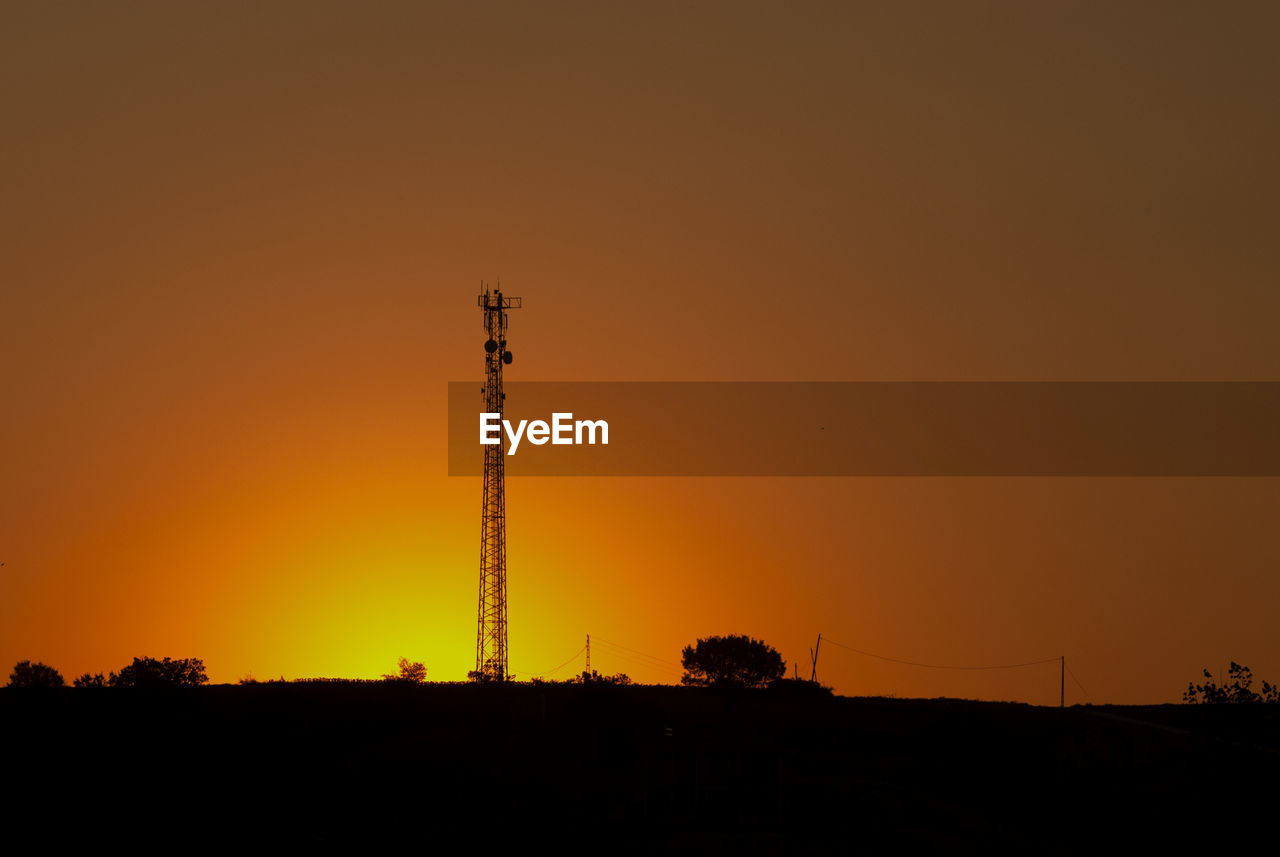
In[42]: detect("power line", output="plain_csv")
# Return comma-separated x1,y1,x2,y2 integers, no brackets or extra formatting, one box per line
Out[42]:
593,647,683,678
533,645,585,678
591,638,684,680
592,637,683,668
1065,662,1095,703
599,656,681,680
823,637,1061,671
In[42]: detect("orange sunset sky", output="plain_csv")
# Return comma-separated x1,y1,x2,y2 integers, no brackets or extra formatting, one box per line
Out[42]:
3,2,1278,703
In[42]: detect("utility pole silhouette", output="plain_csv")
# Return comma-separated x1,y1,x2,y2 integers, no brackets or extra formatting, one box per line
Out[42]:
810,633,822,683
585,634,591,681
475,284,520,681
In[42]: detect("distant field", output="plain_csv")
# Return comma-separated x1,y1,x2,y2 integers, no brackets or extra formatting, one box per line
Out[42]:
4,683,1276,851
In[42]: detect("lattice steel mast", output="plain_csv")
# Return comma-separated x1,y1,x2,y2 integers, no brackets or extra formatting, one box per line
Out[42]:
476,284,520,681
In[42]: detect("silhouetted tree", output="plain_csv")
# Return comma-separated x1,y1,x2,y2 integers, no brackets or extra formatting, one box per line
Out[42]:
109,657,208,688
383,658,427,683
681,634,786,688
8,660,65,688
74,672,107,688
1184,662,1279,704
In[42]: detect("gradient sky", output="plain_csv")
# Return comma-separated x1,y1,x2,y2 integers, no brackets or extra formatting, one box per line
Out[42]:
3,2,1278,703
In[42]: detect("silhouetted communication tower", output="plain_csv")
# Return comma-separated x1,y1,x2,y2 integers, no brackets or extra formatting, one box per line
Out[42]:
476,284,520,681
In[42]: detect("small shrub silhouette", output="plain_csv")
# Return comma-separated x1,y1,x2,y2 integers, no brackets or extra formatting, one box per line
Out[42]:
1184,661,1279,704
383,658,427,683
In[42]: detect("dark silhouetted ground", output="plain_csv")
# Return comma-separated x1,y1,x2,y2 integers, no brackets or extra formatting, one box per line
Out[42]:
3,682,1276,852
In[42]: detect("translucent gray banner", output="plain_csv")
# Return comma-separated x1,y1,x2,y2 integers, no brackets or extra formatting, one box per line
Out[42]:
446,382,1280,476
